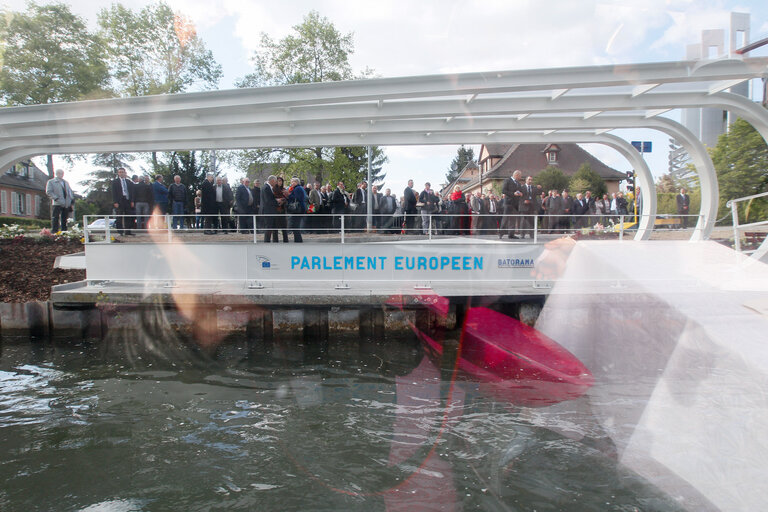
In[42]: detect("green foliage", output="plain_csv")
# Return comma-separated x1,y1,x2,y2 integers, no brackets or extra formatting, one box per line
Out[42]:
710,118,768,223
0,217,49,229
98,1,222,96
445,146,475,186
167,150,210,211
237,10,359,87
0,2,109,105
568,177,591,196
569,163,606,197
234,11,382,186
656,190,701,216
74,197,106,223
534,166,570,192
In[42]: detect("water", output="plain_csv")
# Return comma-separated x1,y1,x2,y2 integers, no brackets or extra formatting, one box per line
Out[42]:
0,333,686,512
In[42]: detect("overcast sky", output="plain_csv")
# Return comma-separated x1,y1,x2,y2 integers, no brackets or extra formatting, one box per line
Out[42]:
4,0,768,194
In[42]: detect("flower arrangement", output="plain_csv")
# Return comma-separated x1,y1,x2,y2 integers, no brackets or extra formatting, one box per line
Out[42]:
0,224,26,240
0,223,85,243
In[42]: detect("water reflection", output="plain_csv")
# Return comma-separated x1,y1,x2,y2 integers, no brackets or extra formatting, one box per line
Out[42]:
0,331,687,511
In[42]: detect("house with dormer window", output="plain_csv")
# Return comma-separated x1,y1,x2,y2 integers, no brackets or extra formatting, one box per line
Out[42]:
0,160,48,219
441,143,627,199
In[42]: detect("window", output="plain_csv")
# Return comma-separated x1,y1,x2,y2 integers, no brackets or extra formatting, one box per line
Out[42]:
0,190,6,214
35,195,41,216
547,151,558,163
11,191,26,215
26,194,32,216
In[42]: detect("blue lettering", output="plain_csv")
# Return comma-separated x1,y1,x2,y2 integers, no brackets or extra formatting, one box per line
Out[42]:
311,256,321,270
406,257,415,270
395,256,403,270
368,256,376,269
417,256,427,270
291,256,299,269
441,256,450,269
429,257,438,270
356,256,365,269
334,256,342,270
378,256,386,269
345,256,354,269
300,257,310,270
474,257,483,270
463,257,471,270
323,257,332,270
452,256,460,270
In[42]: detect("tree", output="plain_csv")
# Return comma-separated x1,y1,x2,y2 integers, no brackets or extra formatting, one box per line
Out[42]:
0,2,109,176
98,1,222,96
87,2,222,195
445,146,475,186
710,118,768,223
569,163,606,197
237,10,361,87
533,166,569,192
235,11,382,186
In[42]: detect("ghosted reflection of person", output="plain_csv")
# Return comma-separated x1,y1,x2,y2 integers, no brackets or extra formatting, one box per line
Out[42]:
45,168,73,233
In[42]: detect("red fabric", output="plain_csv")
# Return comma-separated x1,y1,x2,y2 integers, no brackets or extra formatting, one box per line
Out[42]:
450,190,463,201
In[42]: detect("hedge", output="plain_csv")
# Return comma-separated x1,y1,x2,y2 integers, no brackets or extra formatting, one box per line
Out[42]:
0,216,51,229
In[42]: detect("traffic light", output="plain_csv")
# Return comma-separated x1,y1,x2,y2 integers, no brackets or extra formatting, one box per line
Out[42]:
626,171,635,192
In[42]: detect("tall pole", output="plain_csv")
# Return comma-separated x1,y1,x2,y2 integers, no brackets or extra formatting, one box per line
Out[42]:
366,146,373,231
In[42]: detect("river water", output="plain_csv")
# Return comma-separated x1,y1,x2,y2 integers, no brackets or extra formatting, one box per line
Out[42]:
0,332,686,512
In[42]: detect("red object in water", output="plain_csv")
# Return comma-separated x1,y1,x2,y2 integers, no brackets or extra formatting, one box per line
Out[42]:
419,306,594,407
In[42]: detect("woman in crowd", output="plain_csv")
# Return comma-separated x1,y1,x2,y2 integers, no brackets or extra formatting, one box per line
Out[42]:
273,176,290,243
449,185,470,235
286,177,307,243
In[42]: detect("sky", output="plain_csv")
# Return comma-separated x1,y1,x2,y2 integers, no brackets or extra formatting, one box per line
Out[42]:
4,0,768,195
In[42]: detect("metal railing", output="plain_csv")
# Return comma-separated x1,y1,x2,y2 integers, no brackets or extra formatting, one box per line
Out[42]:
726,191,768,258
82,212,703,244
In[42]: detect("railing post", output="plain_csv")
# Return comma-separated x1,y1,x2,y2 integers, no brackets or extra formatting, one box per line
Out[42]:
167,213,173,243
341,215,345,244
533,215,538,244
253,215,257,244
731,201,741,253
105,216,111,243
619,215,624,241
428,214,432,241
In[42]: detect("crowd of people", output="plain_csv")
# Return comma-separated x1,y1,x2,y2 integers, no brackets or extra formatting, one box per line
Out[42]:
102,167,641,241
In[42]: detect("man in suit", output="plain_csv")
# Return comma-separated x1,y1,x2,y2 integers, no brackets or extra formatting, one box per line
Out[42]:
201,173,217,233
560,190,574,231
235,177,256,233
260,175,280,242
370,185,383,231
518,176,537,238
501,170,523,238
308,182,322,233
220,177,234,232
352,181,367,231
677,188,691,228
484,193,500,235
111,167,135,235
45,168,73,233
572,192,589,228
403,179,418,234
380,188,397,233
329,181,350,233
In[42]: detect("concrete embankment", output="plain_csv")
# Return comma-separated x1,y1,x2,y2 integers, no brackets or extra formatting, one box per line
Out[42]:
0,297,543,343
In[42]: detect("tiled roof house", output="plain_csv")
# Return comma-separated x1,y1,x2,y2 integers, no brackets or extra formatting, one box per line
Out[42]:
442,143,627,198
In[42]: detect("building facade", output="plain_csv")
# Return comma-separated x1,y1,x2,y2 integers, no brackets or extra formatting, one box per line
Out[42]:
442,143,626,199
0,160,48,220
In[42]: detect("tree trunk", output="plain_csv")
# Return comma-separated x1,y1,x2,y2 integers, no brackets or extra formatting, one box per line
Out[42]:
314,146,324,184
46,154,54,179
